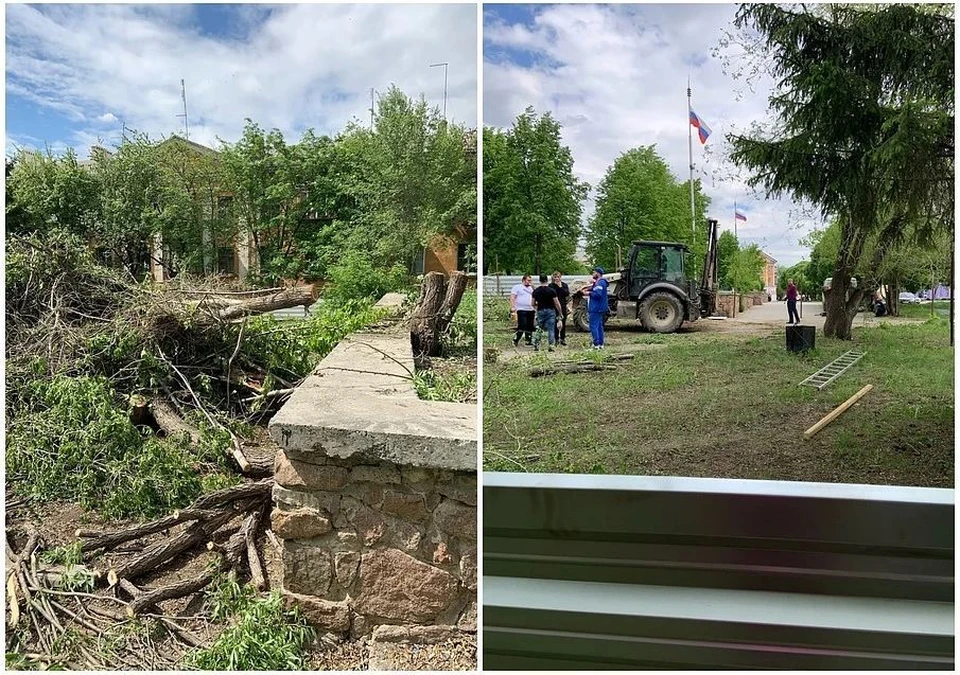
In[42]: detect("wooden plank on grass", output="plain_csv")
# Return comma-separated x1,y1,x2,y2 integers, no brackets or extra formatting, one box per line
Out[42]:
804,385,874,440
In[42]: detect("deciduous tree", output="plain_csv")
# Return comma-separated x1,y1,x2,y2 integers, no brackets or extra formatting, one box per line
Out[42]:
483,108,588,275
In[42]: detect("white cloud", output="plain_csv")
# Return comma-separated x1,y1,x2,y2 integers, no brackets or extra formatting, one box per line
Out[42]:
7,4,477,156
484,4,824,267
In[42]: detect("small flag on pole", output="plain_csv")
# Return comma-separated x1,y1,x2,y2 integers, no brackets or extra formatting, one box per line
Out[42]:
735,210,747,222
689,109,711,144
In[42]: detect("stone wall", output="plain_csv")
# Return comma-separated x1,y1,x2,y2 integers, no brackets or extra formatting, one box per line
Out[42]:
716,291,770,316
268,297,476,641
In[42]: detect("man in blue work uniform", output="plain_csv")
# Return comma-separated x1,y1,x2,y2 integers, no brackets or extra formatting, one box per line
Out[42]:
585,266,609,349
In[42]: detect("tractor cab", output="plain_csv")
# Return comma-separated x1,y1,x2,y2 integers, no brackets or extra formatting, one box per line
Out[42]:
624,241,697,303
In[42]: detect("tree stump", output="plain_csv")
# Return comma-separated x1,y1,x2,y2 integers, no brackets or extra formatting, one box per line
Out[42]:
410,271,468,359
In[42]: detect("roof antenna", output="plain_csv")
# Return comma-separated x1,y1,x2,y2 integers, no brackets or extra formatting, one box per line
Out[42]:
177,79,189,139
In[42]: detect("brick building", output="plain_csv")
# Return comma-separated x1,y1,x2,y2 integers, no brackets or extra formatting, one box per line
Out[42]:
759,250,777,299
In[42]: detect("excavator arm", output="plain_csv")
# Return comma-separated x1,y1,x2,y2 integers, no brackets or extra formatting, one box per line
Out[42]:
699,218,719,317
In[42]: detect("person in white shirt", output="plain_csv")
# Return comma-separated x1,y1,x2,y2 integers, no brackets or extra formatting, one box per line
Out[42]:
510,274,535,346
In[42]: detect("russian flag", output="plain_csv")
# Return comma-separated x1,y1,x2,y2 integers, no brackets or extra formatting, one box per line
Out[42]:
735,210,747,222
689,108,711,144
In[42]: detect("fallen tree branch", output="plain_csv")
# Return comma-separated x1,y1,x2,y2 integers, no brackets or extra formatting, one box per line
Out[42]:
157,345,252,473
529,363,618,377
106,510,236,585
127,570,217,617
245,504,269,591
77,508,217,554
193,478,273,511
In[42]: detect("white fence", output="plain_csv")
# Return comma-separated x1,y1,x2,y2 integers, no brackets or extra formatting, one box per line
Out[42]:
483,274,594,297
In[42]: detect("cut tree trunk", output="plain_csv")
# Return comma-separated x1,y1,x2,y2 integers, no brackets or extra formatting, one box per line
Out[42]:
410,271,468,358
192,285,318,324
150,397,202,445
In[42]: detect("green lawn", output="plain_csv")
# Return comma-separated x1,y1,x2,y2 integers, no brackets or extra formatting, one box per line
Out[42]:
898,300,950,320
483,314,954,488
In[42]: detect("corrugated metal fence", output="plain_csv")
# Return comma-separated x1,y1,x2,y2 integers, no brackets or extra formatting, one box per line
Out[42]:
483,275,594,297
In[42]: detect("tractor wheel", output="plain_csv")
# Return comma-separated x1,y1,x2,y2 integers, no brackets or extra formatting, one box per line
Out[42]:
573,306,590,332
573,306,610,332
640,291,684,333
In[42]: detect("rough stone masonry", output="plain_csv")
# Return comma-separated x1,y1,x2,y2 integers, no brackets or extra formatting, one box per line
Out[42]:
268,295,477,639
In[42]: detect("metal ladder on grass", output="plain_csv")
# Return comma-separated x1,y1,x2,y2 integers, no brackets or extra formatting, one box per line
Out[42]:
799,350,866,390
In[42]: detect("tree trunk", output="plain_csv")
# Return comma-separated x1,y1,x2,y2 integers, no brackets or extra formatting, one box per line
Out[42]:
150,397,201,445
213,285,318,322
823,217,867,340
888,277,900,317
409,271,468,358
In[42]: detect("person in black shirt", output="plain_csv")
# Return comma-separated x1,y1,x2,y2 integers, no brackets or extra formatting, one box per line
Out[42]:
549,271,570,346
531,274,562,352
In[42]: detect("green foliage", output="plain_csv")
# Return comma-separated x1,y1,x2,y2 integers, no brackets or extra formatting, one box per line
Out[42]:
242,301,385,378
446,288,478,355
203,572,258,622
188,588,314,671
218,90,475,284
728,4,954,337
484,109,589,275
323,251,408,305
5,148,101,238
6,376,232,520
586,146,711,275
413,369,477,403
7,86,473,287
39,541,83,567
728,244,766,293
717,230,739,289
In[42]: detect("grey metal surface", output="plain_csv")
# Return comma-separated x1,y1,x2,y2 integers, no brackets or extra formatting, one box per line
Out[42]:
483,472,955,670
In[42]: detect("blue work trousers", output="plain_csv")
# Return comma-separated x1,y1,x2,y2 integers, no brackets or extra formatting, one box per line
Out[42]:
589,311,605,346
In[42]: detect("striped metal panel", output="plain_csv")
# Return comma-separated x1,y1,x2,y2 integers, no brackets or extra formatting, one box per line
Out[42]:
483,473,955,670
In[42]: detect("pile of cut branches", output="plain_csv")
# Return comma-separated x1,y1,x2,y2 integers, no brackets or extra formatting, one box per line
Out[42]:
5,230,387,667
6,231,383,495
5,481,284,669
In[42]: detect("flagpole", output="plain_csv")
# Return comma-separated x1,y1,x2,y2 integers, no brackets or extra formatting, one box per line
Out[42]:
687,76,696,239
734,200,738,240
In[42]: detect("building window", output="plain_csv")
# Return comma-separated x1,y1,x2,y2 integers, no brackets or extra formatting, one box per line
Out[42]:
457,242,477,273
411,248,426,276
217,195,234,219
218,247,236,275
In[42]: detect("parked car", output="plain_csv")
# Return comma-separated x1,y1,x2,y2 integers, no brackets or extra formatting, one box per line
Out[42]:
899,291,919,304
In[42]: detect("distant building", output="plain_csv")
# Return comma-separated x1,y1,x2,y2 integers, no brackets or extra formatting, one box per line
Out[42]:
759,250,777,299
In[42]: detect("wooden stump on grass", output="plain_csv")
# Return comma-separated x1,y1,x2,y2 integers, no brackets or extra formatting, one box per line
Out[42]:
410,271,468,359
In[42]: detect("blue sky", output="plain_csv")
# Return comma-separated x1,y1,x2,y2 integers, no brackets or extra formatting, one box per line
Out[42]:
483,4,825,267
6,3,477,156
